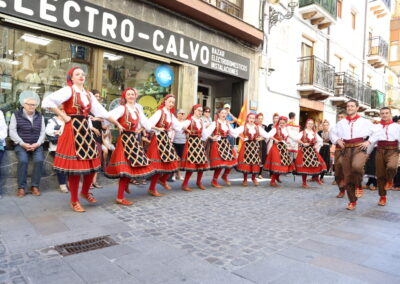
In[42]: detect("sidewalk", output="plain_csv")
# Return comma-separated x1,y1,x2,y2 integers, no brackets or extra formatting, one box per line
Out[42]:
0,174,399,283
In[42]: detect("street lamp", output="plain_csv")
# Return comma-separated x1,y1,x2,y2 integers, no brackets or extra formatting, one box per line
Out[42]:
268,0,298,32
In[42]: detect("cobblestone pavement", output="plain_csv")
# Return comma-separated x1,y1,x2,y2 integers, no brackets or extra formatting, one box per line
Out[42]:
0,173,400,283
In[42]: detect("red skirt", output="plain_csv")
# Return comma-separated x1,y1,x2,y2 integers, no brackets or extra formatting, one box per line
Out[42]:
209,140,237,170
180,141,209,172
54,121,101,175
147,135,179,174
294,147,327,175
235,143,260,174
263,144,294,174
105,136,155,179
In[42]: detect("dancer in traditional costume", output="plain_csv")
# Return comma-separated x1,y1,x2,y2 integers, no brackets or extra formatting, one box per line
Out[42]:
331,100,375,210
373,107,400,206
206,109,238,188
330,111,346,197
147,95,182,196
42,67,123,212
256,113,269,179
264,116,295,187
235,113,269,186
105,88,154,205
294,119,327,188
180,104,210,191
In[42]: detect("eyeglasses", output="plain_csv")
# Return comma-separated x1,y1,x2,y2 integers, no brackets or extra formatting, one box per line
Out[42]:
24,103,37,107
204,110,210,113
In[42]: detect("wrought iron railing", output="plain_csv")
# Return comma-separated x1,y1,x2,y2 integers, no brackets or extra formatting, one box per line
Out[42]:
202,0,242,18
299,0,337,19
369,0,391,11
298,56,335,93
335,72,372,106
371,90,386,109
368,36,389,61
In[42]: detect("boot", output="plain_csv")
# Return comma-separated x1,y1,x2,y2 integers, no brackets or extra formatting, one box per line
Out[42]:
378,196,387,206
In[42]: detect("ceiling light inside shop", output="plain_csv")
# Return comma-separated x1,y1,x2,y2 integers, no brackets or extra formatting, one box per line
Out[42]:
30,86,41,90
0,58,21,65
21,34,52,46
103,52,123,61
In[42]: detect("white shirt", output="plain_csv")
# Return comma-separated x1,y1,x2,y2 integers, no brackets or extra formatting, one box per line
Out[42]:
204,119,236,138
108,104,152,132
233,124,270,140
371,122,400,144
296,130,323,147
41,85,110,119
331,116,375,144
268,127,297,142
45,116,65,152
149,108,182,133
0,110,7,146
181,117,209,141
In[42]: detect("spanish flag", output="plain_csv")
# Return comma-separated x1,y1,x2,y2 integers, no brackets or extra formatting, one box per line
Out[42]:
237,97,248,151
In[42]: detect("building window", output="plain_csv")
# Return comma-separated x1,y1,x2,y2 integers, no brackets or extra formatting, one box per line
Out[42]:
351,11,356,30
349,64,356,76
202,0,243,18
367,75,372,87
390,42,399,62
333,55,342,72
337,0,343,18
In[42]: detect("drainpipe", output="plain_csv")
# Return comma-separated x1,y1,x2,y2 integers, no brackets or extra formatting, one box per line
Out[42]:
361,0,368,85
327,27,330,64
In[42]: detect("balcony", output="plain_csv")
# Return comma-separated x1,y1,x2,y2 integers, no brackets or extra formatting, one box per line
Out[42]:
298,0,337,29
202,0,242,18
297,56,335,100
365,90,385,116
334,72,372,111
369,0,391,18
151,0,263,46
368,36,389,68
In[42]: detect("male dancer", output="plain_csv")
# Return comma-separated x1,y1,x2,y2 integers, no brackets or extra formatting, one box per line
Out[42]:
374,107,400,206
330,111,346,197
331,100,375,210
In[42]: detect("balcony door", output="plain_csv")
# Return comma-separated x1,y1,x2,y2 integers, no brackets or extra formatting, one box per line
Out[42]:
300,41,314,85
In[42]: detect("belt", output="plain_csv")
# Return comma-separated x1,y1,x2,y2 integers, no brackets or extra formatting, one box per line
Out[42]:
377,141,398,147
343,138,365,148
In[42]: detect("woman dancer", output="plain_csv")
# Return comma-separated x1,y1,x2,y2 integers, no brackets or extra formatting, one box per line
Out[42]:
147,95,182,196
264,116,295,187
105,88,154,205
180,104,210,191
42,67,123,212
206,109,238,188
235,113,269,186
294,119,327,188
256,113,269,179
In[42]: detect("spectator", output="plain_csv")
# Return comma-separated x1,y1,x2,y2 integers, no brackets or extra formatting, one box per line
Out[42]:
90,89,104,189
224,104,237,146
173,109,187,181
201,106,212,128
0,109,7,198
45,106,68,193
101,123,115,164
266,113,279,132
9,95,45,197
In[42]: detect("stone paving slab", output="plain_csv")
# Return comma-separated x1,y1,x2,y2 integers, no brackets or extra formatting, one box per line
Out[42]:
0,174,399,283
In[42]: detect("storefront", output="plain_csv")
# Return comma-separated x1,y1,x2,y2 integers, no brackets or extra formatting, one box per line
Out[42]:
0,0,251,120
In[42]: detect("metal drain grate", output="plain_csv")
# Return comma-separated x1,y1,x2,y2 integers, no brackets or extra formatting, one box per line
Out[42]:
362,210,400,223
54,235,118,256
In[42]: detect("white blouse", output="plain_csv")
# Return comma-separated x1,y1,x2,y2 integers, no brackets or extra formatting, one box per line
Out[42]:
181,117,209,141
296,130,323,147
0,110,7,146
149,108,182,132
205,119,237,138
233,124,270,140
41,85,110,119
108,104,152,132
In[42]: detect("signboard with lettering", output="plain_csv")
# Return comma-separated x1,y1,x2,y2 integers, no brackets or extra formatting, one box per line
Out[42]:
0,0,250,80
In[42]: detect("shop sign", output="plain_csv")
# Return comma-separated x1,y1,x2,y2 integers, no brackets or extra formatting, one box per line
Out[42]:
0,0,250,80
155,65,174,87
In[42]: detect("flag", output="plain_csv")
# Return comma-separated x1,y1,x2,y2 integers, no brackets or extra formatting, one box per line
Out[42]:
237,97,248,152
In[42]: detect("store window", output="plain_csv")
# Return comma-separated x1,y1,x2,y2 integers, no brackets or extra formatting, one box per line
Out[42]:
100,50,176,117
0,25,91,121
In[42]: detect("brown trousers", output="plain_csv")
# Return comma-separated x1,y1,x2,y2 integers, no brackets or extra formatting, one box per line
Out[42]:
334,149,345,192
375,148,399,197
341,147,368,203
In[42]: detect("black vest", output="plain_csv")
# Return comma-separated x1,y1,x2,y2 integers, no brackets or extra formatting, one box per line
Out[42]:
15,109,42,144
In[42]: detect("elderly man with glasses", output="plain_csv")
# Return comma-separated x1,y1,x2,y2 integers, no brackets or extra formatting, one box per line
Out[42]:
9,93,45,197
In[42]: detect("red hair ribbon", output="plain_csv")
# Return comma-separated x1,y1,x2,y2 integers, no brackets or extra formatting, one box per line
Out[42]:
186,104,202,120
158,94,176,114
